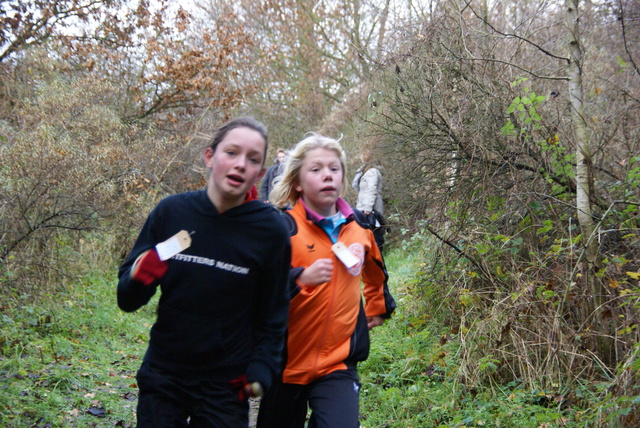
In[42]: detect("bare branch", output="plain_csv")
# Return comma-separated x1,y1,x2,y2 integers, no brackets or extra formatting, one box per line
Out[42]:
463,0,570,64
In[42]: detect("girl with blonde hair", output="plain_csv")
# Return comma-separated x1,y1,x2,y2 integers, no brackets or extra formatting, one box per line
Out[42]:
258,133,396,428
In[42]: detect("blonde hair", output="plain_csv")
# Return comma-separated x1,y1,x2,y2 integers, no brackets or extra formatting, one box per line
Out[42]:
269,133,348,208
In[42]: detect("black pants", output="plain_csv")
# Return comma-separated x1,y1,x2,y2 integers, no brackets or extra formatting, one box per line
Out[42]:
135,362,249,428
256,369,360,428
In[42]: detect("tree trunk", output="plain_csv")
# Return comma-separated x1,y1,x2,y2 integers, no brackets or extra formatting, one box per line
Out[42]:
565,0,611,364
376,0,391,62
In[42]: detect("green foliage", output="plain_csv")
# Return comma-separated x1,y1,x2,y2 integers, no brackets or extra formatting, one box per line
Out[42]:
358,247,640,427
504,78,547,129
0,2,638,427
0,237,637,427
359,252,602,427
0,266,155,427
397,219,432,252
501,78,545,134
502,78,575,190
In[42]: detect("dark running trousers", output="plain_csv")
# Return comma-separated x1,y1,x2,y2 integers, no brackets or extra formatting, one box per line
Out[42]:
256,369,360,428
135,362,249,428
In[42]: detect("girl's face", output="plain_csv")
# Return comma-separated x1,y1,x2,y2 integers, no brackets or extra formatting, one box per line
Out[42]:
296,147,343,217
204,127,266,212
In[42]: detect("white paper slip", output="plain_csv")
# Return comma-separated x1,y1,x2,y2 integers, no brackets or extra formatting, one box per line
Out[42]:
331,242,359,269
156,230,192,261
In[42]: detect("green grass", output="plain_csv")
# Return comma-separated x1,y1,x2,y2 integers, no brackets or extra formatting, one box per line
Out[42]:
359,246,598,427
0,273,156,427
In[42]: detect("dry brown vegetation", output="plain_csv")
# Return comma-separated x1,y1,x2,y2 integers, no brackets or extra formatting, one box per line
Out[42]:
1,0,639,424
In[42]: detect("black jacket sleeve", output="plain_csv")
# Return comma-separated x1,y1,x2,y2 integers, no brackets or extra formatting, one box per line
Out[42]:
246,216,292,391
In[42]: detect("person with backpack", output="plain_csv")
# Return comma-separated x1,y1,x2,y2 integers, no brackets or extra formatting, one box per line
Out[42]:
352,150,386,252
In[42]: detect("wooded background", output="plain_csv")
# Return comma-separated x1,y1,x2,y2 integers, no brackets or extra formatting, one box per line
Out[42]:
1,0,639,422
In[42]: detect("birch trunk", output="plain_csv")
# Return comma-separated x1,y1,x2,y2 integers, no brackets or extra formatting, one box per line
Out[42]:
566,0,610,361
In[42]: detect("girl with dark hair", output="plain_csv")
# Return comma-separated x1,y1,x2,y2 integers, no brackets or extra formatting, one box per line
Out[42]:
117,117,291,427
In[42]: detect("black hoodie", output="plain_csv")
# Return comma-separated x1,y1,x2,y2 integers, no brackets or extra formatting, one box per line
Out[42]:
117,189,291,390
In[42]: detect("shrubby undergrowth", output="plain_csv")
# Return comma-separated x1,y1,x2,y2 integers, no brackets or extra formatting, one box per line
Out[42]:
359,240,640,427
1,235,638,427
1,2,639,427
0,262,155,427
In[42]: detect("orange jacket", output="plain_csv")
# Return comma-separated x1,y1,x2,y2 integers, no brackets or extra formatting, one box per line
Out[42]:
282,200,395,384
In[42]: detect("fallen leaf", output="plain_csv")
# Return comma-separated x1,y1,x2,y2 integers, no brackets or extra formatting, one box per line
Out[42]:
87,406,106,418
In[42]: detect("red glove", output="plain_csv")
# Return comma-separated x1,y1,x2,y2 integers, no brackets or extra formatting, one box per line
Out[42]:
130,249,168,286
230,375,263,401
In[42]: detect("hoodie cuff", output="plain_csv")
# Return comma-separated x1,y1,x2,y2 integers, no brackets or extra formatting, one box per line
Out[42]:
246,360,273,392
